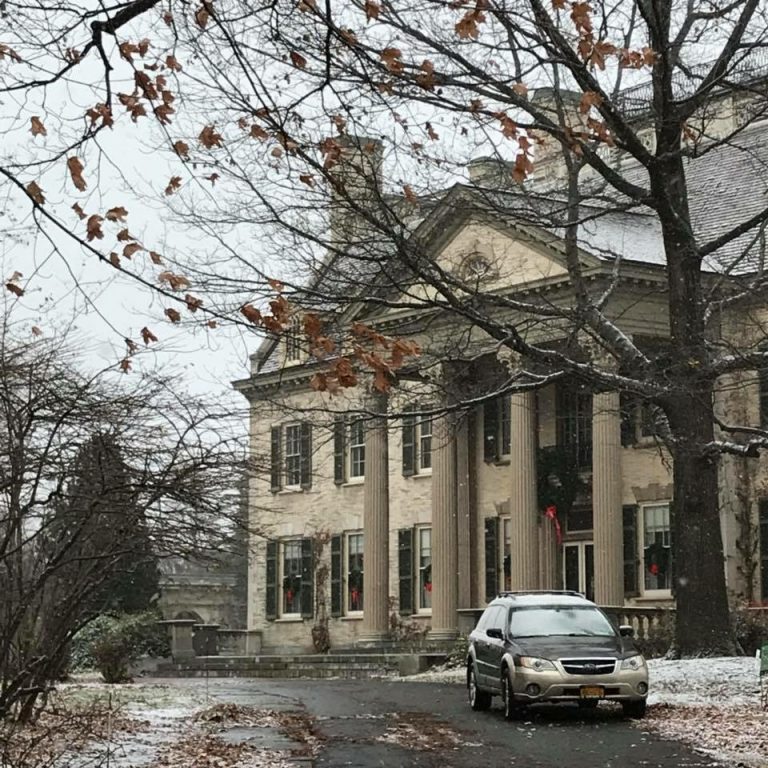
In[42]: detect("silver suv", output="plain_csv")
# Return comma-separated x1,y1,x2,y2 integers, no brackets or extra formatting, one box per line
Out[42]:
466,591,648,719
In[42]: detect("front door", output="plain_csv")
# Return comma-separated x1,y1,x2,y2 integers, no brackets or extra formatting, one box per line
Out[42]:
563,542,594,602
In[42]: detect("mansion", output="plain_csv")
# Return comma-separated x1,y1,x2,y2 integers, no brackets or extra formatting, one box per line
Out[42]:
235,86,768,653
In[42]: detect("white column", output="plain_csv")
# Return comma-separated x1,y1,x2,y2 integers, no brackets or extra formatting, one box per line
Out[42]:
509,391,540,589
429,413,458,640
360,397,390,642
592,391,624,605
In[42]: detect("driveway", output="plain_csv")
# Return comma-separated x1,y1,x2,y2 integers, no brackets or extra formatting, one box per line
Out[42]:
173,677,722,768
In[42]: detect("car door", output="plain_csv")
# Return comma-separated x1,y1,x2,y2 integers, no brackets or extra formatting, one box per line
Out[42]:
474,605,501,687
484,605,508,692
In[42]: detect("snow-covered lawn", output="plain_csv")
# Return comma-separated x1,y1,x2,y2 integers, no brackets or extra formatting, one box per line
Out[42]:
407,656,767,766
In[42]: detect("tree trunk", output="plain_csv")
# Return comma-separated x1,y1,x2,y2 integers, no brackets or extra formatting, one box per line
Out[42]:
667,390,738,656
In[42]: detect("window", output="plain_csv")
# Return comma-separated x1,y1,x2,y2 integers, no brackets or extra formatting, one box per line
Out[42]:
620,396,660,445
640,503,672,595
483,396,511,462
284,424,302,487
402,406,432,475
285,317,302,362
557,386,592,468
347,533,364,612
349,420,366,479
282,540,303,614
265,538,314,620
271,423,312,492
333,418,366,483
417,527,432,610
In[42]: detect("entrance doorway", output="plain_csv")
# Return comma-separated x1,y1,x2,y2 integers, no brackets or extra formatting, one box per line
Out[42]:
563,542,594,601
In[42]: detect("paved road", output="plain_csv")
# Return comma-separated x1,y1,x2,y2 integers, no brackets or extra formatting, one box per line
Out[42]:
176,677,722,768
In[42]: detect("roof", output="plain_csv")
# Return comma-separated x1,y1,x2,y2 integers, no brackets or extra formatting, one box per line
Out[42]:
491,591,594,608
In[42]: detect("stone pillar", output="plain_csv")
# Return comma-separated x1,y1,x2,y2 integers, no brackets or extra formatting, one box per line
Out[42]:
429,412,459,640
510,391,540,589
360,395,390,643
592,390,624,605
456,412,476,609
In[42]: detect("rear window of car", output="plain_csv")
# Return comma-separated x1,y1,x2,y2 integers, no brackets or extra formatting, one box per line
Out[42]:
509,605,615,638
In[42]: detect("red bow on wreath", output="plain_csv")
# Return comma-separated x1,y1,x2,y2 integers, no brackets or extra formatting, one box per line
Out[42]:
351,588,360,608
285,589,294,603
425,582,432,593
648,563,660,576
544,505,563,545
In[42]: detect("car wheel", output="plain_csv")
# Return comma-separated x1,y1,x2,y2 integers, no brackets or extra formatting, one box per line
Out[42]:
501,669,523,721
467,665,491,711
621,699,647,719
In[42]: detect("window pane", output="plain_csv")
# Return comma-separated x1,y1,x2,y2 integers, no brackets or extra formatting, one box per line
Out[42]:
349,420,365,478
419,417,432,470
284,424,302,486
347,533,364,611
500,396,511,455
643,504,671,591
283,540,302,614
419,528,432,609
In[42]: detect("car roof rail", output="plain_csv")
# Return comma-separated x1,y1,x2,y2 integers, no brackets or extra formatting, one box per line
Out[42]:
496,590,586,599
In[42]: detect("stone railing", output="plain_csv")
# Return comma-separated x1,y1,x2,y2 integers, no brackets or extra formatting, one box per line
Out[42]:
601,605,674,642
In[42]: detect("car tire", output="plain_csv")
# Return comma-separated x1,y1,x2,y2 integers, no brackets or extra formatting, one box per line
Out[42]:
621,699,647,719
501,669,523,721
468,665,491,711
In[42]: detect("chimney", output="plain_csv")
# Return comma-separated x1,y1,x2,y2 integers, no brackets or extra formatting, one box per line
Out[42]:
529,87,582,183
467,156,514,187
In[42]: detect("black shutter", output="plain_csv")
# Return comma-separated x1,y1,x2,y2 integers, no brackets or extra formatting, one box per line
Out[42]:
270,427,282,492
266,540,278,620
398,528,414,615
623,505,639,598
402,407,416,476
300,537,314,619
330,534,343,617
483,400,499,462
300,423,312,489
333,418,346,485
620,395,635,447
484,517,499,601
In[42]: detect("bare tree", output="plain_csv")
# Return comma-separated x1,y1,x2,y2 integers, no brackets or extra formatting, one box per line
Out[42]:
0,310,244,720
6,1,768,656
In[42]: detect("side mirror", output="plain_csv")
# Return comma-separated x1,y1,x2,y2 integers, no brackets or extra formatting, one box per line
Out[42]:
486,627,504,640
619,624,634,638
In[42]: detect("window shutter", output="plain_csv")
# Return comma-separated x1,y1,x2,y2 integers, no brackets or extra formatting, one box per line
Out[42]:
266,540,278,620
402,407,416,476
620,395,636,447
333,418,346,485
622,505,639,598
398,528,414,615
300,423,312,490
270,427,282,492
300,537,314,619
484,517,499,602
330,534,343,617
483,400,499,462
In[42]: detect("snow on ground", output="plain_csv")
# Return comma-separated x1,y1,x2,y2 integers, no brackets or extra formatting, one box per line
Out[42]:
406,656,768,766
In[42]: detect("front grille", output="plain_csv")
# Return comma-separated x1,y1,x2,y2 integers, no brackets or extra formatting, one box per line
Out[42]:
560,658,616,675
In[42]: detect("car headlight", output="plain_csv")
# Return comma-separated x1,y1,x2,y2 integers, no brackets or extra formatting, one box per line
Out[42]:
620,654,646,671
517,656,556,672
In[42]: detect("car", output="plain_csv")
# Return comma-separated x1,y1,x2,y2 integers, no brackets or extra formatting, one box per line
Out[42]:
466,590,648,719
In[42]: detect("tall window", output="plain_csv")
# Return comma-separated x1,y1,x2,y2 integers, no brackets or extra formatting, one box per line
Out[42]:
347,533,364,611
417,527,432,610
402,407,432,475
284,424,302,487
418,416,432,470
349,420,366,479
483,396,511,462
557,386,592,467
282,540,303,614
286,317,302,361
641,503,672,594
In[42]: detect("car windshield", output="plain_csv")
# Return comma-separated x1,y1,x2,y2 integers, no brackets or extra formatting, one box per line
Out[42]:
509,605,616,638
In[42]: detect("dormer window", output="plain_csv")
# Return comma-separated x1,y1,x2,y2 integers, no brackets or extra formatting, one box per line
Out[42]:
285,317,302,362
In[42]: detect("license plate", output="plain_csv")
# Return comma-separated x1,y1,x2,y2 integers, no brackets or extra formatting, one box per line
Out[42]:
580,686,604,699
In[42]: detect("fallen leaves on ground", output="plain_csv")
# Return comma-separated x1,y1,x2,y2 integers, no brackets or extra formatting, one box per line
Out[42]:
376,711,469,752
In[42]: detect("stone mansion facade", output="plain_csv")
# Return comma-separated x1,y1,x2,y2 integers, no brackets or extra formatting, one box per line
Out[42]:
235,90,768,654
